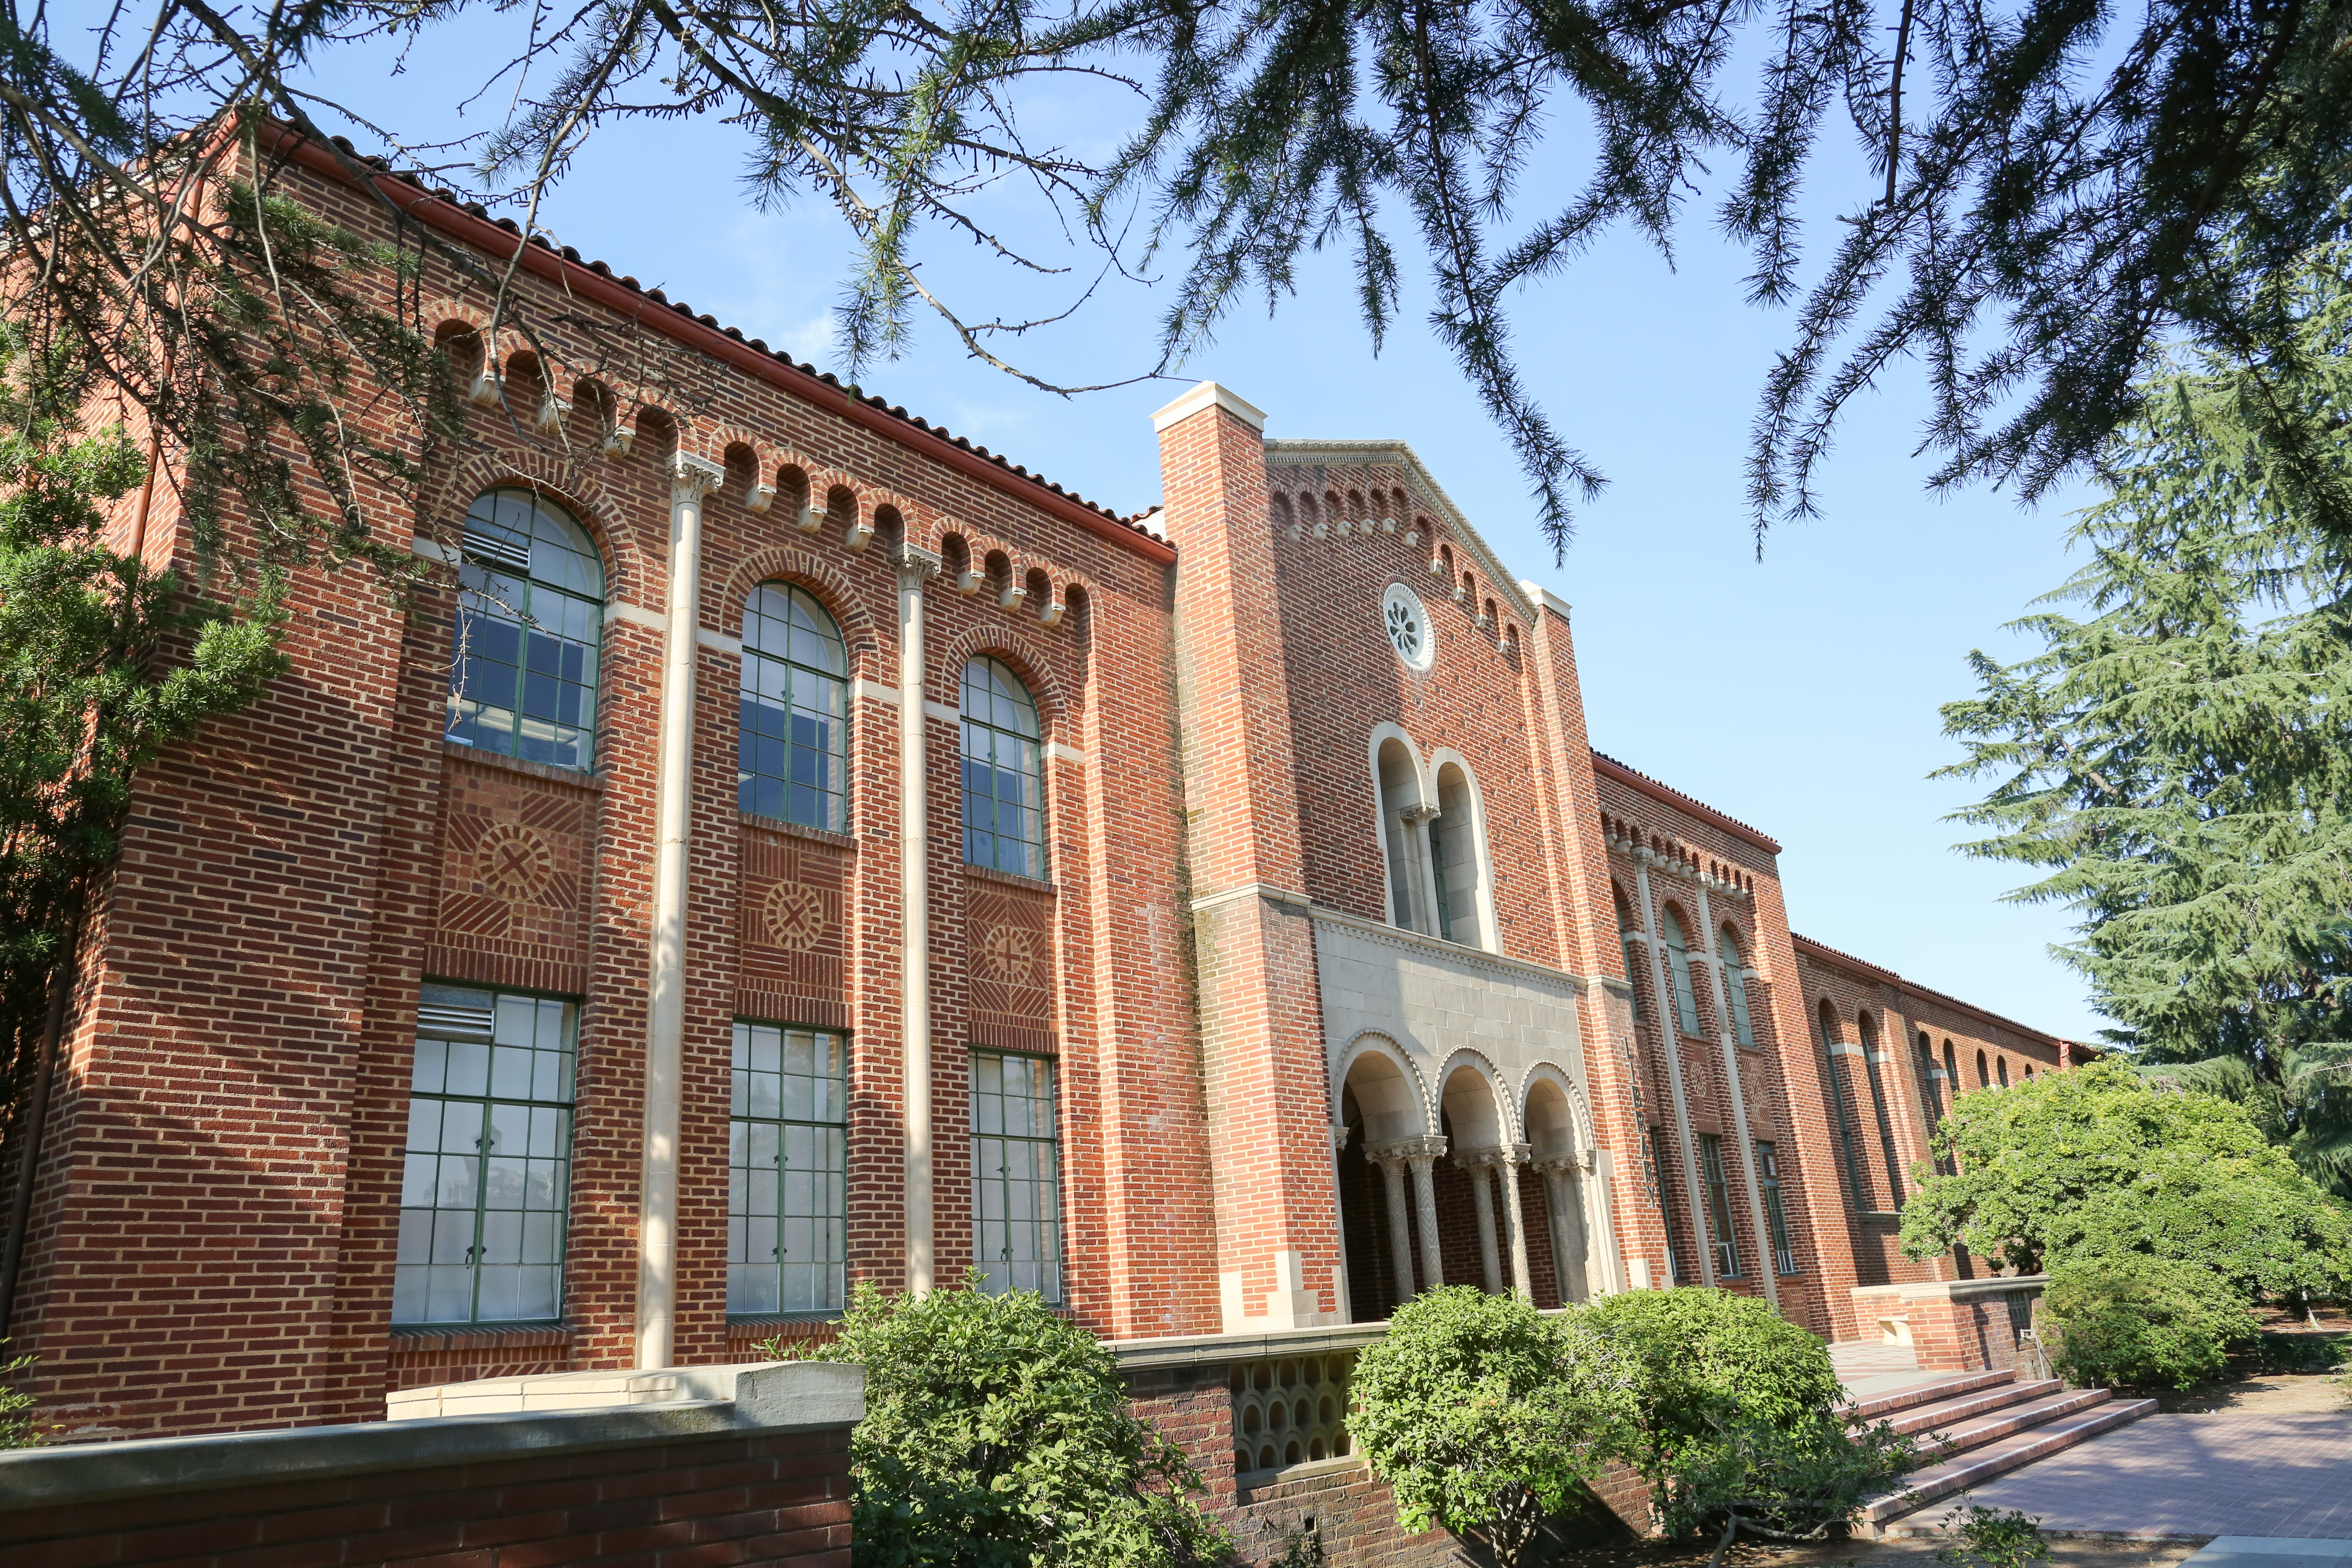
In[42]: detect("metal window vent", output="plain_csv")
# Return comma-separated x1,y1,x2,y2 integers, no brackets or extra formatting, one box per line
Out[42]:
462,526,532,573
418,1002,496,1040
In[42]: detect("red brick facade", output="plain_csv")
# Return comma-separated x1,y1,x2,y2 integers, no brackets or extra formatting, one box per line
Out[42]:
0,130,2085,1554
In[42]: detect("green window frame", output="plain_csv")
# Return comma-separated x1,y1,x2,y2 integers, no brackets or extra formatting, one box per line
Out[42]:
1756,1140,1797,1275
1717,926,1755,1047
445,488,604,771
1646,1125,1683,1285
728,1022,849,1316
962,658,1045,878
738,584,849,831
396,986,576,1325
971,1051,1063,1301
1699,1133,1741,1277
1661,907,1702,1037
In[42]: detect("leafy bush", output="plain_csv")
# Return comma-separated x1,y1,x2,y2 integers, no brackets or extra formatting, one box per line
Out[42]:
0,1348,39,1449
1935,1499,2049,1568
2044,1258,2262,1391
1350,1287,1633,1568
2245,1332,2347,1375
1580,1288,1913,1551
1901,1060,2352,1301
774,1279,1227,1568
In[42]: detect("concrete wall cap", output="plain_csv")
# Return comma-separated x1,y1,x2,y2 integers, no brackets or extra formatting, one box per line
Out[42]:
1518,581,1572,620
1151,381,1268,433
0,1361,864,1513
1848,1274,2049,1302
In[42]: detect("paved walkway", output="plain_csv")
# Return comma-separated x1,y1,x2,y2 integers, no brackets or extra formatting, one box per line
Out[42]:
2177,1540,2352,1568
1951,1413,2352,1539
1831,1339,1951,1403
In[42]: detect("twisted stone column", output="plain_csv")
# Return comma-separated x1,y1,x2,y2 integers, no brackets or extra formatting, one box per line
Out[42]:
1405,1138,1446,1290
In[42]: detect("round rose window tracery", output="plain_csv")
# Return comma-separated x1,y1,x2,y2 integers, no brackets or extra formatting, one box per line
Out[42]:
1383,584,1434,672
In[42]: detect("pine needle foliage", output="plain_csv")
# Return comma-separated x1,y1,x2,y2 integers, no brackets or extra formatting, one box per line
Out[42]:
90,0,2337,552
1939,223,2352,1193
0,318,286,1131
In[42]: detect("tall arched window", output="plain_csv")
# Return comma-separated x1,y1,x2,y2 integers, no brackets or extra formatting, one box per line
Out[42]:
447,488,604,769
1820,999,1867,1211
1976,1049,1990,1088
1996,1056,2010,1087
1428,760,1491,949
1616,891,1644,1022
1660,907,1702,1037
1716,926,1755,1047
738,584,848,830
962,657,1045,877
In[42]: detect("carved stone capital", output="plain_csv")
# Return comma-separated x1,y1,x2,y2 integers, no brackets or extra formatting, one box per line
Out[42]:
1454,1142,1532,1172
1365,1134,1447,1168
1399,803,1441,825
1532,1150,1589,1177
892,543,943,581
669,451,725,501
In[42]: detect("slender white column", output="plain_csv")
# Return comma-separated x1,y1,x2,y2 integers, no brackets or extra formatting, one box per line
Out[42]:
1377,1156,1419,1303
1537,1156,1591,1303
637,449,723,1370
1407,1143,1446,1289
1401,802,1442,936
1463,1154,1503,1294
1496,1146,1533,1301
896,543,942,1296
1633,858,1716,1286
1697,883,1778,1307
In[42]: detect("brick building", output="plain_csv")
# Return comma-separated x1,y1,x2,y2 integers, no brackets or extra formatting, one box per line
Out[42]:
0,131,2086,1542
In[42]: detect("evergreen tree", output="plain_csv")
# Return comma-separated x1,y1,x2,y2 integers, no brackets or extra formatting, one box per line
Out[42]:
1940,227,2352,1191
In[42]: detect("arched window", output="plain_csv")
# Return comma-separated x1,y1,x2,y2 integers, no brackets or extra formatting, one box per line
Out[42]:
1820,999,1867,1210
1716,926,1755,1047
1616,890,1644,1022
1375,735,1429,931
1976,1049,1990,1088
1996,1056,2010,1088
1428,760,1492,949
738,584,847,829
446,488,604,769
962,657,1045,877
1660,907,1702,1036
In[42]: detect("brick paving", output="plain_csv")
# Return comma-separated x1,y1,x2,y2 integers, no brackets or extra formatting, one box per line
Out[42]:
1950,1414,2352,1539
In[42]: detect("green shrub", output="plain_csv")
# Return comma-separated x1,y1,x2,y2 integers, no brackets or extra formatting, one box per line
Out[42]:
1350,1287,1633,1568
2044,1258,2261,1391
1935,1499,2049,1568
773,1278,1227,1568
0,1348,38,1449
2245,1332,2347,1375
1579,1288,1913,1551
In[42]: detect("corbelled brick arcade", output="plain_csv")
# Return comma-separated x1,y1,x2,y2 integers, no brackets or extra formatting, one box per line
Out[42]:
0,131,2088,1561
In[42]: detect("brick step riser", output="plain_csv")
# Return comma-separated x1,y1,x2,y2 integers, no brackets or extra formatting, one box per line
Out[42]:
1883,1381,2065,1437
1848,1370,2018,1424
1855,1399,2160,1532
1904,1390,2114,1457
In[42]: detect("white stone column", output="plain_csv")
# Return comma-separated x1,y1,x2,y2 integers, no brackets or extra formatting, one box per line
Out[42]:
897,543,942,1296
1401,802,1442,936
1633,857,1715,1286
1537,1155,1591,1303
1496,1145,1533,1301
1696,882,1778,1307
1406,1139,1446,1289
1370,1151,1420,1305
1461,1152,1503,1294
637,448,723,1370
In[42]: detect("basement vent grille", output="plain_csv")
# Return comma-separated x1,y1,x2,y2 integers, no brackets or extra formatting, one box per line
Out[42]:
417,1002,496,1041
461,526,532,573
1230,1353,1354,1477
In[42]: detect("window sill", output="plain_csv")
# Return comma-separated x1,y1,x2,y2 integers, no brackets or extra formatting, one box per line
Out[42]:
441,739,601,790
739,811,855,849
387,1322,573,1354
965,862,1056,895
726,1312,844,1327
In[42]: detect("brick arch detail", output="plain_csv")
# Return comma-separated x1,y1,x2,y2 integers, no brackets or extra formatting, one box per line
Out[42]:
717,549,888,683
933,626,1077,737
428,449,652,606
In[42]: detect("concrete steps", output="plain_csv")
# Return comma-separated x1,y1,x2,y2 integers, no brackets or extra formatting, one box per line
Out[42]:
1849,1369,2158,1534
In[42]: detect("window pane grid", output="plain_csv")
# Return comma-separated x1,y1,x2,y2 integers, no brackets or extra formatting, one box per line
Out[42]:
446,490,604,771
1717,929,1755,1048
738,585,849,831
1699,1133,1741,1278
971,1052,1063,1302
396,987,576,1325
961,658,1045,878
1757,1141,1797,1274
728,1023,849,1316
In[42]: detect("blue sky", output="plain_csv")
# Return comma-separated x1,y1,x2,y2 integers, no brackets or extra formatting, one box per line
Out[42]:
234,12,2108,1040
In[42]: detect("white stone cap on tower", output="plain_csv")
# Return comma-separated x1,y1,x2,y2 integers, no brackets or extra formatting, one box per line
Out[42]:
1520,581,1573,619
1152,381,1267,433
